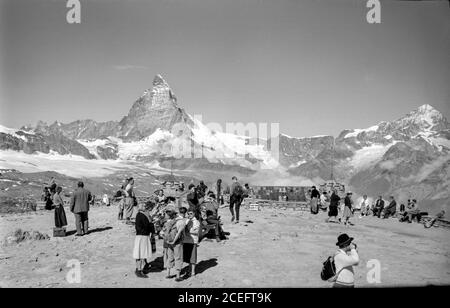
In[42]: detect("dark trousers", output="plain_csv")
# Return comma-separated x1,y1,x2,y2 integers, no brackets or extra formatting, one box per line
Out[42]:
74,212,89,235
333,283,354,288
373,207,383,217
206,218,221,237
229,196,241,221
383,208,395,218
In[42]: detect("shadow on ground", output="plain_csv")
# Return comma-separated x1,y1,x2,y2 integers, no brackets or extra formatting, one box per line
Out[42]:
66,226,113,236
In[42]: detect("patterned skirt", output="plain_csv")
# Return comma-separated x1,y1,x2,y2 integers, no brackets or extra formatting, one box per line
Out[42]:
343,206,353,219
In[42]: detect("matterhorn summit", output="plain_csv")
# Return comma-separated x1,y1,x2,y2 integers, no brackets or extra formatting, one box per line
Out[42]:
117,74,191,141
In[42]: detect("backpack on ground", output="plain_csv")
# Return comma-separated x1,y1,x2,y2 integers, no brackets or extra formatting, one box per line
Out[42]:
320,254,340,282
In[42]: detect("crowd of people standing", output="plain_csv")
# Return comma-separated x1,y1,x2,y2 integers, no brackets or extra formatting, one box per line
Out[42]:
129,176,243,280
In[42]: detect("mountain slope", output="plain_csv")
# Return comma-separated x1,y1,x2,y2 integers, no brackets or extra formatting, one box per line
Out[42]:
0,74,449,214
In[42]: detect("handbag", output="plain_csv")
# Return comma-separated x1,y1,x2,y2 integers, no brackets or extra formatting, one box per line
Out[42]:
150,234,156,253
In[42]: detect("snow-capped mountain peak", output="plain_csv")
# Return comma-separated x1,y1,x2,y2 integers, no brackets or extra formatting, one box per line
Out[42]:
398,104,447,131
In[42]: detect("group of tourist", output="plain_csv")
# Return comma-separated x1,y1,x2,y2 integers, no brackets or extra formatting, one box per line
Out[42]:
314,188,426,227
131,176,244,280
42,177,68,231
46,179,94,236
132,201,200,281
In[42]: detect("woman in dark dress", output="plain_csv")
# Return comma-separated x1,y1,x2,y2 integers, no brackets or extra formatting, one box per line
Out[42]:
43,188,53,210
327,189,340,223
53,186,67,228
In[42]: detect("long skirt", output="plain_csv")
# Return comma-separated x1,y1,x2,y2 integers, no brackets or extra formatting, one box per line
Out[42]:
124,197,134,220
310,197,318,214
343,206,353,219
133,235,152,261
183,243,198,264
328,205,338,217
54,205,68,228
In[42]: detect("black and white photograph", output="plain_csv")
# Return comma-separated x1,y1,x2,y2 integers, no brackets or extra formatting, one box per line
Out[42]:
0,0,449,292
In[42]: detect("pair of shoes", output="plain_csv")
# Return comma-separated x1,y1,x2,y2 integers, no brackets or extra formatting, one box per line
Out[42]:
223,232,230,235
183,272,191,279
135,269,147,278
165,274,176,279
142,264,151,274
175,277,184,282
231,215,235,222
234,220,239,224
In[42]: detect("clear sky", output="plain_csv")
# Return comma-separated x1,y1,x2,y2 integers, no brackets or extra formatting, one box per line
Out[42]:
0,0,449,137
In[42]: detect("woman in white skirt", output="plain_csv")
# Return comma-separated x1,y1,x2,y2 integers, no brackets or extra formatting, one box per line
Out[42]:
133,203,153,278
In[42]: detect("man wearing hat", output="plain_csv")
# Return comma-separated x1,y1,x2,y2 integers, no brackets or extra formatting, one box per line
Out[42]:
333,233,359,288
165,203,188,282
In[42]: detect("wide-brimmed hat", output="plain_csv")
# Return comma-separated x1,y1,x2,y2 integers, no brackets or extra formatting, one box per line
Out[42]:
336,233,354,247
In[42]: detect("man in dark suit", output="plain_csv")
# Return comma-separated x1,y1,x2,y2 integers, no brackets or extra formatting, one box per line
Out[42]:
373,196,385,218
70,181,92,236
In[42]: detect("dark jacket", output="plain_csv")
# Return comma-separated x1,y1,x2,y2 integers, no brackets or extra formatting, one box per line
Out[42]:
330,193,340,207
187,191,199,207
231,182,243,197
311,189,320,199
385,200,396,212
375,199,385,209
135,211,153,236
344,196,352,209
196,184,208,199
70,187,92,213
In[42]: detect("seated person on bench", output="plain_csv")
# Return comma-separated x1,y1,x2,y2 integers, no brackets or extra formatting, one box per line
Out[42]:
373,196,384,218
383,196,397,219
405,199,421,223
202,209,229,242
200,193,222,241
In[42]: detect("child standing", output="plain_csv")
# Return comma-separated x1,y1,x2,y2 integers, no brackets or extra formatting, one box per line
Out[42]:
133,203,153,278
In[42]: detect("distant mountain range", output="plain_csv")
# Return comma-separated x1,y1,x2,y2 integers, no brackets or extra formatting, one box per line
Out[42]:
1,74,449,210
